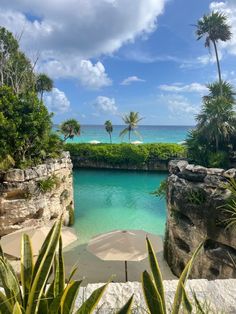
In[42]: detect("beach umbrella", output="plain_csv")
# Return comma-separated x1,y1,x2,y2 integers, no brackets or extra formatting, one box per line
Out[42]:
89,140,101,144
87,229,162,282
131,141,143,144
0,226,77,259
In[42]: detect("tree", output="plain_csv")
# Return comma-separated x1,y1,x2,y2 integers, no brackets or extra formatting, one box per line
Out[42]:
203,81,236,103
60,119,80,141
196,12,232,96
119,111,143,142
0,86,59,167
104,120,113,143
36,73,53,101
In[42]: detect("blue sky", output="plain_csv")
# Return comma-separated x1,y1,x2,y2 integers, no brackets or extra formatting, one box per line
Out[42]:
1,0,236,125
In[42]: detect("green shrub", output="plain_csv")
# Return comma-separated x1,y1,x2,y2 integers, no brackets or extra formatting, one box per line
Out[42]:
186,189,206,205
208,151,229,168
151,179,168,199
38,175,60,193
65,143,186,167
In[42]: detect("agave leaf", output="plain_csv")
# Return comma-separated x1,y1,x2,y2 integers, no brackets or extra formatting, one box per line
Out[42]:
192,291,205,314
0,290,13,314
146,237,166,314
60,280,82,314
171,241,204,314
45,280,55,307
182,285,193,313
21,234,34,308
38,293,49,314
76,283,108,314
0,257,22,306
116,295,134,314
67,264,79,284
54,236,65,297
48,293,63,314
0,244,4,258
25,219,62,314
142,270,165,314
12,302,23,314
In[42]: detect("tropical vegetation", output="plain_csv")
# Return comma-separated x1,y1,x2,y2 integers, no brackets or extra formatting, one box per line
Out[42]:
60,119,81,141
36,73,53,102
104,120,113,143
65,143,186,167
0,27,63,169
119,111,143,142
196,11,232,96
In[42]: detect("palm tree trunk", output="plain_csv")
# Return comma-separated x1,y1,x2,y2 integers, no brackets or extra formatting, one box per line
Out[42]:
212,40,223,97
109,132,112,144
129,130,131,143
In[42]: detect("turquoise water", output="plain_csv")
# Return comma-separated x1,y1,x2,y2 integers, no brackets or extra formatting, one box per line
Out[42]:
66,125,193,144
73,169,167,244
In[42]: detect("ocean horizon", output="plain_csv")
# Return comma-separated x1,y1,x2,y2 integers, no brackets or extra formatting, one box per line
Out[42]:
62,124,194,144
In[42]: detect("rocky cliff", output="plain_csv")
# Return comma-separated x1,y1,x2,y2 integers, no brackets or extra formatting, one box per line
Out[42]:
0,152,74,236
164,160,236,279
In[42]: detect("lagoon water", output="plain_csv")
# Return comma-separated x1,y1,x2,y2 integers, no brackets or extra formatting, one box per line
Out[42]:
73,169,167,243
67,125,193,144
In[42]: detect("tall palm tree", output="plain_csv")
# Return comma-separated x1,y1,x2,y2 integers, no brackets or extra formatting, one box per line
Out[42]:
196,96,235,151
36,73,53,101
203,81,236,103
196,12,232,96
104,120,113,143
60,119,80,141
119,111,143,142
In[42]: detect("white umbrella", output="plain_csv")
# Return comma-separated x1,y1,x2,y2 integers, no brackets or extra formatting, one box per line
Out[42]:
131,141,143,144
87,229,162,281
1,226,77,258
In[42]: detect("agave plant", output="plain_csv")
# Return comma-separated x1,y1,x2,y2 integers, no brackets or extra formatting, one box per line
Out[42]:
140,238,204,314
0,218,108,314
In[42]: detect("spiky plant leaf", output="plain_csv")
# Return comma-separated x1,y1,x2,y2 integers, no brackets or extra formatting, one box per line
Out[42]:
182,285,193,313
12,302,23,314
21,234,34,308
142,270,165,314
146,237,166,314
171,241,204,314
54,236,65,297
116,295,134,314
25,219,62,314
60,280,82,314
76,283,108,314
0,290,13,314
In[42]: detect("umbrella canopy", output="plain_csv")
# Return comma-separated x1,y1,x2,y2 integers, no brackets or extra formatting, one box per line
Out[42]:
89,140,101,144
87,229,162,262
1,226,77,258
131,141,143,144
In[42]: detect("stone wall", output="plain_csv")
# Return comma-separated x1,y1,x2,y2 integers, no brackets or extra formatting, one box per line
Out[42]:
0,152,74,236
71,157,170,171
164,160,236,279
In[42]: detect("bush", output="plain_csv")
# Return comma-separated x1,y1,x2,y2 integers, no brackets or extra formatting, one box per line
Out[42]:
38,175,60,193
65,143,187,166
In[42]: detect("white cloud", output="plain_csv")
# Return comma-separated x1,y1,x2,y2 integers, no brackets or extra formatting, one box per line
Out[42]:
93,96,118,115
157,94,200,117
159,83,208,93
121,76,145,85
44,88,70,113
210,1,236,56
0,0,165,82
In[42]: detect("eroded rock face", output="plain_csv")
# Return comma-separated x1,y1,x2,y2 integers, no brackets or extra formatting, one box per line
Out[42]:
0,151,74,236
164,160,236,279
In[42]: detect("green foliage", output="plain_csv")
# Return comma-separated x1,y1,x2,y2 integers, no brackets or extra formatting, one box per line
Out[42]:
60,119,81,141
120,111,143,142
65,143,186,166
104,120,113,143
186,189,206,206
208,151,229,168
141,238,204,314
220,179,236,229
36,73,53,101
38,175,60,193
0,218,108,314
152,179,168,199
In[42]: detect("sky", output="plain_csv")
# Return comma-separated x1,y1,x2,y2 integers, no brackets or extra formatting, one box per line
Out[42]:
0,0,236,125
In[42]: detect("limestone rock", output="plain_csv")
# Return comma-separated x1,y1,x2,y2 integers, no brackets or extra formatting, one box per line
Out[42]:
4,169,25,182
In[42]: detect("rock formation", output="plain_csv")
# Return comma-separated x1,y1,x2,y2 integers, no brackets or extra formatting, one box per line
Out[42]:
164,160,236,279
0,152,74,236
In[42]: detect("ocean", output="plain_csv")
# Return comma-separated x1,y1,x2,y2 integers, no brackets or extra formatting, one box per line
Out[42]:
65,125,193,144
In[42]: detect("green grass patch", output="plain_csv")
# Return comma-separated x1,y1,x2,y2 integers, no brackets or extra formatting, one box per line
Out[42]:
65,143,186,166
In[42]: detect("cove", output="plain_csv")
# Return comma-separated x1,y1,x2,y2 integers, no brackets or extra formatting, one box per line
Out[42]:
73,169,167,244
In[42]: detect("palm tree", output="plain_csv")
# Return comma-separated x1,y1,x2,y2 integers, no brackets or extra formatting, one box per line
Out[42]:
196,96,235,151
203,81,236,103
196,12,232,96
60,119,80,141
119,111,143,142
36,73,53,101
104,120,113,143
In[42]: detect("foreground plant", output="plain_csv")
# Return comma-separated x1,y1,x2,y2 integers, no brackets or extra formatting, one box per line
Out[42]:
141,238,204,314
0,218,108,314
